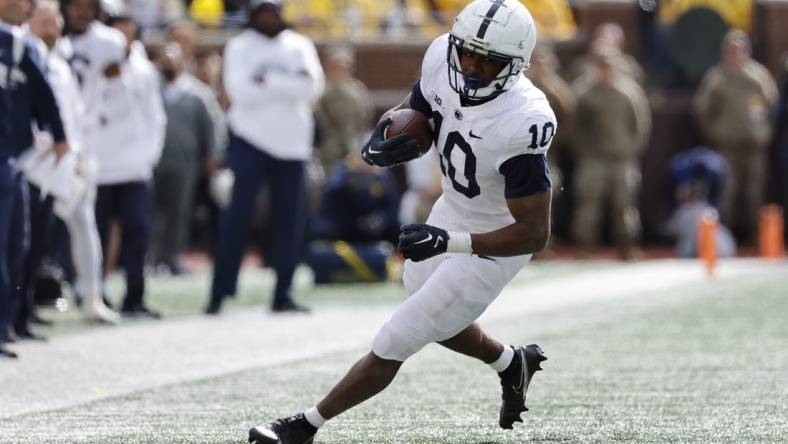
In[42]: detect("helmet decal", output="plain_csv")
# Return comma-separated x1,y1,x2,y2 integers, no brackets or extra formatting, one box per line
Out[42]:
476,0,507,39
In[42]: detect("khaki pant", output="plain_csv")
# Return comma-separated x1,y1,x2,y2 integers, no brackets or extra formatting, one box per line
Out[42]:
718,149,766,240
572,160,641,247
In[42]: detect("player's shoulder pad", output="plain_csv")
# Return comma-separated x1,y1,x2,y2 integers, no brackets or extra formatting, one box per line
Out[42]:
495,96,557,170
421,34,449,83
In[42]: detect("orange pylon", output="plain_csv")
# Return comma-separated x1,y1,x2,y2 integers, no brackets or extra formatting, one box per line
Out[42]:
698,211,718,277
759,204,785,260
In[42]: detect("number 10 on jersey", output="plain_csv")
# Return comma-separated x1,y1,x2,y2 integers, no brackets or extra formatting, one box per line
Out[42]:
431,111,481,199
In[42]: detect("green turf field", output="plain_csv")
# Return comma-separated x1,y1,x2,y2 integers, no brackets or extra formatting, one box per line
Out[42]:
31,260,615,337
2,260,787,443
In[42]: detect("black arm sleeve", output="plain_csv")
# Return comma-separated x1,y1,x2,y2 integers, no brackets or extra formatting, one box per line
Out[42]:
409,80,432,116
499,154,552,199
21,47,66,143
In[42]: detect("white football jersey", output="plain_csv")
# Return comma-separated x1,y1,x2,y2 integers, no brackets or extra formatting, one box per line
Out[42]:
59,22,126,126
418,34,557,233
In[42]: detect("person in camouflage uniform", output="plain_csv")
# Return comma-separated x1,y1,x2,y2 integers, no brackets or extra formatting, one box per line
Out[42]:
569,22,645,86
571,50,651,258
694,30,778,240
314,45,373,175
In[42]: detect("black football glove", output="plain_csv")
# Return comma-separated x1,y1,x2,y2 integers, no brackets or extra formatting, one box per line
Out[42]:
398,224,448,262
361,117,423,167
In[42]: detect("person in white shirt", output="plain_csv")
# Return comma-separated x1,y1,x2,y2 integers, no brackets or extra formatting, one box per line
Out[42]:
207,0,324,315
27,0,119,324
103,12,165,318
63,0,165,318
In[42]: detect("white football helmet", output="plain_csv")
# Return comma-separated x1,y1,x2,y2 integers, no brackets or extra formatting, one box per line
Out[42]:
448,0,537,100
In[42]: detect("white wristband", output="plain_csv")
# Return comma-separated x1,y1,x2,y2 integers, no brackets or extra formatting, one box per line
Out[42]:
446,231,473,253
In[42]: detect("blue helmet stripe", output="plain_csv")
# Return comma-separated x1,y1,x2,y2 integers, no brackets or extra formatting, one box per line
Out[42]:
476,0,506,39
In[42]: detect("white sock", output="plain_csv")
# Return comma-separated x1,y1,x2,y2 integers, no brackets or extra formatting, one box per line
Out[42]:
489,346,514,373
304,407,327,429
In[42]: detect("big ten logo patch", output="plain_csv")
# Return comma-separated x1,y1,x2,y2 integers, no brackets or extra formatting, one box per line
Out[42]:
430,91,442,106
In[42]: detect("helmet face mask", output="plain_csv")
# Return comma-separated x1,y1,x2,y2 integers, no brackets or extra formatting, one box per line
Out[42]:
446,0,537,101
447,34,522,100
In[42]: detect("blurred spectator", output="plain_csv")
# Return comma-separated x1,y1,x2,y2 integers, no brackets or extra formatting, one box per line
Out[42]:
178,28,227,158
193,48,228,145
207,0,324,314
167,19,198,68
693,30,778,240
767,55,788,229
74,8,165,317
666,178,736,258
569,22,645,85
525,43,575,197
192,46,228,175
571,50,651,259
666,146,734,259
60,0,127,307
123,0,162,30
0,24,24,359
3,0,71,342
314,44,373,175
191,46,228,251
194,47,221,90
27,0,119,323
668,146,728,212
312,155,399,243
1,0,68,356
151,42,218,275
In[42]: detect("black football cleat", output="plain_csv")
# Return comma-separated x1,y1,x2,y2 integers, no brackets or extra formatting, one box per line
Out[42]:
271,300,311,314
249,413,317,444
498,344,547,430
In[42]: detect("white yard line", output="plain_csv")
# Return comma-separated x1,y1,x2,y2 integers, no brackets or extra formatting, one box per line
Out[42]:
0,259,783,419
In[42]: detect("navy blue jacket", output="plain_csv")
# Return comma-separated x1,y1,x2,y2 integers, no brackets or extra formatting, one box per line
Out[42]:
0,28,65,161
0,27,17,160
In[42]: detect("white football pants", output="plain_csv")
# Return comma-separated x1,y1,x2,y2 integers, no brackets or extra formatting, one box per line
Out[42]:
372,207,531,362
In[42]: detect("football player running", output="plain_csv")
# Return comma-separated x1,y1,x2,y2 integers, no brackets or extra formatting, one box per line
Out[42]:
249,1,555,442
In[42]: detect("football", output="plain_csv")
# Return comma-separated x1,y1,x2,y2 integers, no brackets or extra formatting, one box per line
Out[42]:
385,109,434,155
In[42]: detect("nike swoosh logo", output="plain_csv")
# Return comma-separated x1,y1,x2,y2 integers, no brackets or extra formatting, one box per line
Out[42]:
367,146,384,154
414,233,433,245
469,130,483,139
513,350,526,394
434,235,444,248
